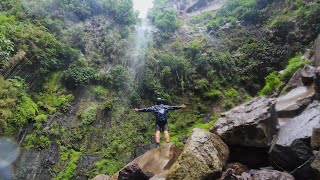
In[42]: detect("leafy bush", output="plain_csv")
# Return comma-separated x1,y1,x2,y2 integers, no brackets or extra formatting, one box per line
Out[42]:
38,135,51,149
194,79,210,93
94,159,125,175
34,114,48,123
0,15,78,77
91,86,109,97
0,77,38,135
281,55,309,80
55,148,81,180
223,99,234,110
109,65,130,90
80,104,98,126
103,99,114,112
152,9,181,38
24,134,37,148
204,89,222,100
24,134,50,149
63,63,96,89
35,72,74,113
259,71,281,95
225,88,239,98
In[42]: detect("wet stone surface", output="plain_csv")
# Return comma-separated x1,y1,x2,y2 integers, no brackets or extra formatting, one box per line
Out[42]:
270,101,320,171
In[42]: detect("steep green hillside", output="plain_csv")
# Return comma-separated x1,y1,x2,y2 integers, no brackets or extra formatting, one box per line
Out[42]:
147,0,319,97
0,0,320,179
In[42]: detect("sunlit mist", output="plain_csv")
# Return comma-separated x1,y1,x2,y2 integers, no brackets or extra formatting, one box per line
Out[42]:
133,0,154,18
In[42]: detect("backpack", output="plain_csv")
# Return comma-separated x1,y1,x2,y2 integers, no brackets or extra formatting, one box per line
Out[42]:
155,106,167,122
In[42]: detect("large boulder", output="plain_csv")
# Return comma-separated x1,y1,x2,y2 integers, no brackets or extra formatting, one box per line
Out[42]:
249,169,294,180
92,174,110,180
311,124,320,150
276,86,315,120
111,143,180,179
314,34,320,67
118,164,150,180
281,69,304,93
269,101,320,172
165,128,229,180
315,67,320,99
211,97,278,148
219,166,295,180
301,65,316,85
290,155,317,180
218,162,249,180
311,152,320,179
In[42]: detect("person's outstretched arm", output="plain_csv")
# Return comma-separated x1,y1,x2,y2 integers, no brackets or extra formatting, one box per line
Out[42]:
166,104,187,110
133,106,155,112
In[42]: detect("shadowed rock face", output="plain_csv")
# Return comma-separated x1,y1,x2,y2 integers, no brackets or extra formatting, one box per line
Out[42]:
228,146,270,168
269,101,320,171
13,142,60,180
111,143,181,180
276,86,315,119
315,67,320,99
165,128,229,180
211,97,278,148
118,164,150,180
314,34,320,67
311,153,320,179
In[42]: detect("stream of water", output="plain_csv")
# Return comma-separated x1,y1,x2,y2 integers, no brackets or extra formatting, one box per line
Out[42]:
129,0,154,80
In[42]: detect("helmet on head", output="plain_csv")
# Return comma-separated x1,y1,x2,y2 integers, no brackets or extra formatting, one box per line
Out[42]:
155,97,163,105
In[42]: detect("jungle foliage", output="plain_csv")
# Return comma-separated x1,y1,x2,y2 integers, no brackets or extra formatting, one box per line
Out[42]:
1,0,320,179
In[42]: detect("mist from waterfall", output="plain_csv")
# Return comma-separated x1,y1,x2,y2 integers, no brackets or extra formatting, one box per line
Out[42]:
129,18,153,80
128,0,154,81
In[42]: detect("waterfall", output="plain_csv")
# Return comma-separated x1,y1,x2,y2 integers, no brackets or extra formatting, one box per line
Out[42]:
128,0,154,80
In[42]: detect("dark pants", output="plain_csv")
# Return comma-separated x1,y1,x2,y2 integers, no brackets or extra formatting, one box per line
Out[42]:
155,121,169,132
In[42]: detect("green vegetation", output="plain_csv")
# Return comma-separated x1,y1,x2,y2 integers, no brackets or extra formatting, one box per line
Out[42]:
63,63,96,89
198,0,320,94
55,147,81,180
259,72,282,96
260,54,310,95
24,134,51,149
35,72,74,113
149,1,181,40
2,0,320,179
168,109,220,148
79,103,98,126
0,77,38,136
281,55,309,80
204,89,222,100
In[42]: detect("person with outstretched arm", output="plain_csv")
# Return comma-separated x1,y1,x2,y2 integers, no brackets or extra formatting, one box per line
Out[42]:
133,98,187,147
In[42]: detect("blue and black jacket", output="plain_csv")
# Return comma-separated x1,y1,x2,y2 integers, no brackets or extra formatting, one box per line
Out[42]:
138,104,182,123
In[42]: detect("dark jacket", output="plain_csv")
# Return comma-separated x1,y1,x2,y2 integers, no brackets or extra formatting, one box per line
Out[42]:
138,104,181,122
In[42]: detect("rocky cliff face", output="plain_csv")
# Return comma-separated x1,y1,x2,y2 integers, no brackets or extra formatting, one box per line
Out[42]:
169,0,225,17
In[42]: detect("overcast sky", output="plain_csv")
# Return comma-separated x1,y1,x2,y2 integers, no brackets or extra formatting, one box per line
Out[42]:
133,0,154,18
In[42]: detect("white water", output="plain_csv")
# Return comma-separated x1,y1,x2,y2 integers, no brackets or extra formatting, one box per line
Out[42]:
133,0,154,18
129,0,154,80
0,137,20,179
